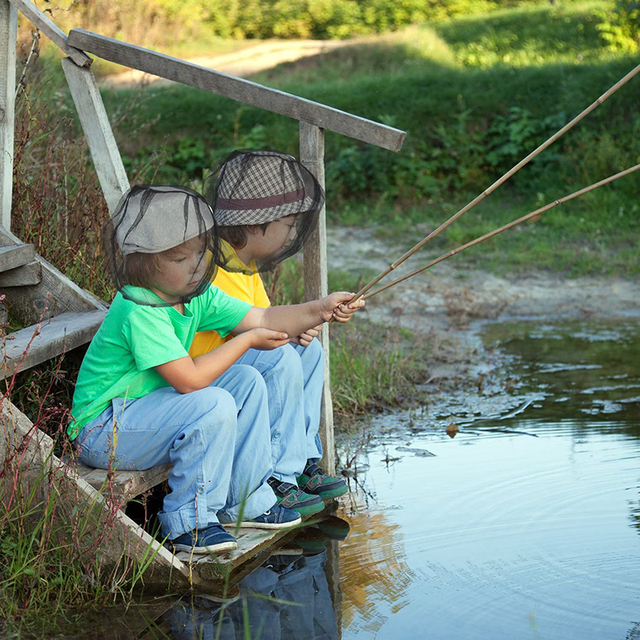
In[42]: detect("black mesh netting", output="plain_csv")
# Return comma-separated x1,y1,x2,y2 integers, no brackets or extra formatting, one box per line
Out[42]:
208,150,324,274
104,185,221,306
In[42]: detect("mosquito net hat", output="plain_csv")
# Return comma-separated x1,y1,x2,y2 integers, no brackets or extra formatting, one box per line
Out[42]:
210,149,324,273
104,185,220,306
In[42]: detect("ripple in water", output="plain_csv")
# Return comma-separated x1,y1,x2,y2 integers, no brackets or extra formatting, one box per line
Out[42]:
337,318,640,640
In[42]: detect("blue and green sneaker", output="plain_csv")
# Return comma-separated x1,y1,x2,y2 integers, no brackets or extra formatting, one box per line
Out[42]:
296,461,348,501
267,477,325,516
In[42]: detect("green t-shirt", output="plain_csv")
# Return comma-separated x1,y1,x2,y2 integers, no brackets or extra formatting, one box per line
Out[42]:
69,284,251,439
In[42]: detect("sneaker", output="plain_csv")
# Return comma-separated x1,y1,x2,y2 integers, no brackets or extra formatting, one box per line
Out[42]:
297,461,348,501
267,477,325,516
170,524,237,554
238,504,302,530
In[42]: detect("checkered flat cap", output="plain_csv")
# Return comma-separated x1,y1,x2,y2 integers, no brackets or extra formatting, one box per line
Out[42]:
214,150,323,226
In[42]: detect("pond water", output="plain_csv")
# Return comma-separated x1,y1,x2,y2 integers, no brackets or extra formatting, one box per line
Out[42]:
333,315,640,640
148,314,640,640
42,316,640,639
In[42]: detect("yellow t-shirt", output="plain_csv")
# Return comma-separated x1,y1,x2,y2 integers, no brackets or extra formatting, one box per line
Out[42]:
189,241,271,357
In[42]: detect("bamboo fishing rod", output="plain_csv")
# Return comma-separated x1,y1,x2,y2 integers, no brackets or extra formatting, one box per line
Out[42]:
361,163,640,301
348,62,640,303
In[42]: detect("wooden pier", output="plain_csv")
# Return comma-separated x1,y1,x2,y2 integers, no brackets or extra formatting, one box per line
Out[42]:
0,0,405,589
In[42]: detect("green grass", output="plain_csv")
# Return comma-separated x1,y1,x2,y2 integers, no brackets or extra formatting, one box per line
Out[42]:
33,0,640,282
330,320,428,414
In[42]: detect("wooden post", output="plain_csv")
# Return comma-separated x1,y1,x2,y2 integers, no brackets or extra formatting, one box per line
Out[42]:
61,58,129,213
299,121,335,474
0,0,17,231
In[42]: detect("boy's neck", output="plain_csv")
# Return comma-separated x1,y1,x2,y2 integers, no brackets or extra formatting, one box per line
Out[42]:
233,245,254,268
150,287,185,314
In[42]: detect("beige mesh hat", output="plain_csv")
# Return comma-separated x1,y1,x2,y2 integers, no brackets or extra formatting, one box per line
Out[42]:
104,185,221,306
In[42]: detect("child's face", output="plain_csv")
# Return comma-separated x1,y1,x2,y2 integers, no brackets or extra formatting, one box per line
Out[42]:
245,215,298,261
150,236,208,303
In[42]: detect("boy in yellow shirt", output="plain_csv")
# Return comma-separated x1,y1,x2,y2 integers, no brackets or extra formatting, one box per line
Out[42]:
190,150,350,516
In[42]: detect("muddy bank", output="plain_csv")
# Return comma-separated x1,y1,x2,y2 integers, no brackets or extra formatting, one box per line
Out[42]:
328,226,640,386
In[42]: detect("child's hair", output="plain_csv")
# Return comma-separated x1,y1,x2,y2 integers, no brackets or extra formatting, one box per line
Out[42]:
123,237,203,289
104,185,220,306
209,150,323,273
218,220,273,250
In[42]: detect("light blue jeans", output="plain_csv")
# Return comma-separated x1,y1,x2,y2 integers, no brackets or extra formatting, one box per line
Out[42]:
235,339,324,484
74,364,277,540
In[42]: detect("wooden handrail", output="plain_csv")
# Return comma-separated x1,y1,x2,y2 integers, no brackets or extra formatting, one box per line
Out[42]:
67,29,407,152
7,0,91,67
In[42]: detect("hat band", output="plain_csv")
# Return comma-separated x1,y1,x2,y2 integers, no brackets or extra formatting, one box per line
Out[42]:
217,189,305,211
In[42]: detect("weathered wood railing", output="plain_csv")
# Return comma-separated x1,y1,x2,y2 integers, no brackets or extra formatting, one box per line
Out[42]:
0,0,406,586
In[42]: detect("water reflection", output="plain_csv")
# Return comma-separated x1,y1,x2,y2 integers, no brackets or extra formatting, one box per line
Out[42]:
163,522,346,640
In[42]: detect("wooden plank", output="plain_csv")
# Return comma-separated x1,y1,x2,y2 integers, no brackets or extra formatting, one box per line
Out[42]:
0,260,41,286
0,243,34,272
7,0,91,67
77,460,173,500
61,58,129,213
300,122,335,475
0,226,107,325
0,400,199,588
1,308,106,380
66,29,407,153
179,504,334,582
0,0,17,231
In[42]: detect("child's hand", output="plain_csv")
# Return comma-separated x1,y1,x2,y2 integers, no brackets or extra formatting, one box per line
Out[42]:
297,324,321,347
320,292,365,323
248,328,290,350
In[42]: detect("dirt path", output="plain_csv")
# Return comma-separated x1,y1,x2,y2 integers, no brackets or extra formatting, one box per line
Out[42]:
328,226,640,330
102,39,351,88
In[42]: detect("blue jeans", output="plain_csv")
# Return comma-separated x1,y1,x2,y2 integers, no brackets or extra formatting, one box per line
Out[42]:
235,339,324,484
74,365,277,540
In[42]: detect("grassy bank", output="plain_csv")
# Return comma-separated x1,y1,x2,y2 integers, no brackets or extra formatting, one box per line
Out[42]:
90,0,639,276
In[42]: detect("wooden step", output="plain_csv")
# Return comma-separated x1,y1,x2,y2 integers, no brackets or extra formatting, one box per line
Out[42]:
1,309,107,380
0,261,42,286
74,458,333,583
0,244,35,272
177,523,306,582
77,460,172,500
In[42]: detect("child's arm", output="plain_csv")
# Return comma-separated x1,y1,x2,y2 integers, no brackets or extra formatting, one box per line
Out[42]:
155,328,289,393
155,292,363,393
235,292,363,337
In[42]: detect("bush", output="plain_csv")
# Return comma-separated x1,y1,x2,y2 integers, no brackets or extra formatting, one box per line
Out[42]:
597,1,640,51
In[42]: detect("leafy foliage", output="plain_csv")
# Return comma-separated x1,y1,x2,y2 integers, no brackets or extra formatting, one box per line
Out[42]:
596,0,640,51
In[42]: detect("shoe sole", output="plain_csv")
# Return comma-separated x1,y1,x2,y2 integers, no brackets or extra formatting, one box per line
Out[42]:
172,540,238,554
224,515,302,530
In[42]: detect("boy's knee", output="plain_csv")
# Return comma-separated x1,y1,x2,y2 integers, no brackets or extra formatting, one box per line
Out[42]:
304,337,324,365
191,386,236,423
273,344,303,375
226,364,268,395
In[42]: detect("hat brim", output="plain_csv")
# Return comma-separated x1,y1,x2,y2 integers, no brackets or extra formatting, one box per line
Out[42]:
214,194,317,226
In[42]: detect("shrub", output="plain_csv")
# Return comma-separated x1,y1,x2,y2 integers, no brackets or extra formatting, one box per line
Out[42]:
597,1,640,51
